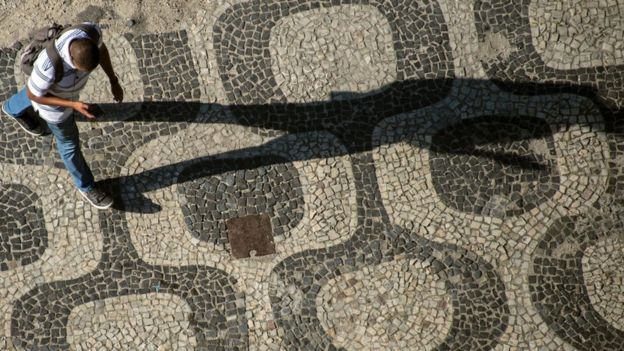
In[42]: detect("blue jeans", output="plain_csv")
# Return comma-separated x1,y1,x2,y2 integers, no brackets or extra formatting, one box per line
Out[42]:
5,87,95,192
3,87,31,118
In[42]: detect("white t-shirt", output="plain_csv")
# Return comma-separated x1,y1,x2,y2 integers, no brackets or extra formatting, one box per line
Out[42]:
27,22,103,124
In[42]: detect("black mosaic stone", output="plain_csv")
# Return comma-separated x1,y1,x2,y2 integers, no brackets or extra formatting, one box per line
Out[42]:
0,183,48,271
0,47,17,102
529,213,624,351
125,31,201,104
429,115,559,217
0,116,52,167
607,134,624,203
178,156,304,245
213,0,455,141
117,30,201,123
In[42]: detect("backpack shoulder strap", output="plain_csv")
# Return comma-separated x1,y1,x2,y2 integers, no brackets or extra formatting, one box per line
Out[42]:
45,42,64,84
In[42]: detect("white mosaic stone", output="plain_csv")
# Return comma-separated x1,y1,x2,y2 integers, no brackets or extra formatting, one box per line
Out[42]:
185,0,241,105
67,293,196,350
12,48,29,90
316,256,452,350
583,232,624,331
436,0,491,78
269,5,396,103
529,0,624,69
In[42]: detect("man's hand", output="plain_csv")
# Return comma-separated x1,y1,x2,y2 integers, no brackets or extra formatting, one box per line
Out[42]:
111,80,124,102
73,101,96,119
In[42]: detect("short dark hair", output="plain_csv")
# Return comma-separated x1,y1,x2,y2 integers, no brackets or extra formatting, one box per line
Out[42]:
69,39,100,71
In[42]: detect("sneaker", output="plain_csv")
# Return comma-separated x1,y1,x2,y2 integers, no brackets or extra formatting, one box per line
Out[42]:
79,186,114,210
2,102,44,136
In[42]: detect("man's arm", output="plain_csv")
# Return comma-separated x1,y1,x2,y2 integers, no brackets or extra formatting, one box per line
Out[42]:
99,43,124,102
26,87,95,119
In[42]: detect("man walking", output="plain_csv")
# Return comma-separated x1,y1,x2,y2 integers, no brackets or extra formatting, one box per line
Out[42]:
2,22,123,209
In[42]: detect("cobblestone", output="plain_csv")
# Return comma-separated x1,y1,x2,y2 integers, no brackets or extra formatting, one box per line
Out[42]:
0,0,623,350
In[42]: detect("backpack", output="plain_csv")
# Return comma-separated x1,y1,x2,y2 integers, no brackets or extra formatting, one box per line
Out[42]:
19,23,101,83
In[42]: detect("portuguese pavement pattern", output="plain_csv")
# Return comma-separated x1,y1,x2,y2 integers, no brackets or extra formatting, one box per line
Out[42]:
0,0,623,350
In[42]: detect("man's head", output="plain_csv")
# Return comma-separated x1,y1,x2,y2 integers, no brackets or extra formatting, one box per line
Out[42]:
69,39,99,72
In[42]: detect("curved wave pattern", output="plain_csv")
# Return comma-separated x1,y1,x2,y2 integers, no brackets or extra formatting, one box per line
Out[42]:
213,0,455,140
214,1,510,349
261,122,510,349
530,213,624,351
0,0,622,349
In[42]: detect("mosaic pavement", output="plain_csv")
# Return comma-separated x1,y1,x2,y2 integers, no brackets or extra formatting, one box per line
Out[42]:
0,0,623,350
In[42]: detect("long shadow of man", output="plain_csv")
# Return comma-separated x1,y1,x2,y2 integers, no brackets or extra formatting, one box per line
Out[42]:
83,77,622,213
